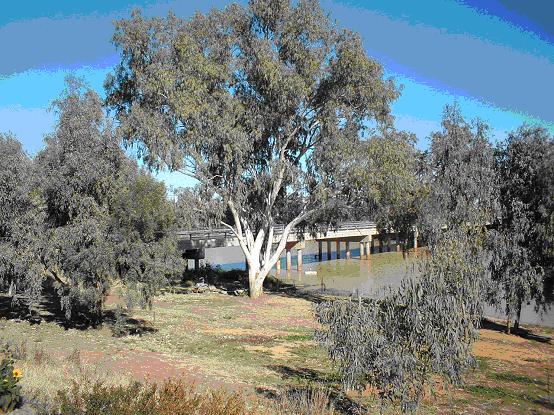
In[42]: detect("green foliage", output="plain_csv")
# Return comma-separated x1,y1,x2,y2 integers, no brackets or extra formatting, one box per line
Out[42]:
174,187,225,230
113,171,175,242
354,130,422,239
0,352,23,412
32,77,126,324
112,168,183,312
0,133,45,308
112,305,129,338
182,264,244,285
315,236,483,413
315,105,496,414
54,379,257,415
0,77,183,325
420,103,498,246
106,0,399,296
0,134,32,236
490,126,554,328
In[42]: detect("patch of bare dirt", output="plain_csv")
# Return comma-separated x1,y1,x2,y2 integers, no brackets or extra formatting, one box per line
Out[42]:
80,350,109,363
473,329,548,365
244,340,314,359
113,350,205,383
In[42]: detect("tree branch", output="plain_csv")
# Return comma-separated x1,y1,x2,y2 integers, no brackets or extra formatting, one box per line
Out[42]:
260,208,315,275
220,220,252,264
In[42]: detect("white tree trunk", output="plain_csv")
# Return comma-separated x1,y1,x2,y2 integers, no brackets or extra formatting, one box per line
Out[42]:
224,201,309,299
243,230,277,298
247,259,266,299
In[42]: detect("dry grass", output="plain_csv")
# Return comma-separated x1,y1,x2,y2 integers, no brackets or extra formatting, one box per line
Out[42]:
272,387,336,415
1,291,553,414
1,342,131,409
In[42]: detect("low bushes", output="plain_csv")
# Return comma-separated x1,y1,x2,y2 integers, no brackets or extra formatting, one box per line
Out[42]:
52,380,258,415
182,264,246,286
181,265,287,293
273,387,336,415
49,380,337,415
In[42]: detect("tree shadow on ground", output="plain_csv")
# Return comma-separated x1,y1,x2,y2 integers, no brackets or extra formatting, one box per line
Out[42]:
0,279,157,335
272,287,338,304
261,364,369,414
267,364,336,384
103,309,158,337
534,394,554,412
0,283,90,329
480,318,552,343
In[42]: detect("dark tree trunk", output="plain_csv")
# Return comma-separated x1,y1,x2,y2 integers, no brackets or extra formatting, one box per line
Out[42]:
514,300,523,330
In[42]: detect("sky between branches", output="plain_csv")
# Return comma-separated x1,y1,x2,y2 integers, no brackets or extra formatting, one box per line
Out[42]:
1,0,553,189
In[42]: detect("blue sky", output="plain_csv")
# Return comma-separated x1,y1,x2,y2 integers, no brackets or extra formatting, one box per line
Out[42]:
1,0,553,189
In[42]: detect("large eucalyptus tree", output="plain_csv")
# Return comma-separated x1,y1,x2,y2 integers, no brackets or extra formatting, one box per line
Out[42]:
491,126,554,331
106,0,398,297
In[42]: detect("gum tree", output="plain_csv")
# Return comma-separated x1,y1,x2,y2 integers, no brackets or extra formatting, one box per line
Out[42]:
0,134,45,306
34,78,127,324
352,130,421,247
420,104,498,248
420,103,498,315
111,167,184,310
316,105,498,413
106,0,398,297
0,79,182,324
33,78,182,324
491,126,554,331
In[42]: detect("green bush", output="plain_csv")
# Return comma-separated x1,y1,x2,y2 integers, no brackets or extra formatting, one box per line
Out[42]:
111,305,129,338
0,352,23,413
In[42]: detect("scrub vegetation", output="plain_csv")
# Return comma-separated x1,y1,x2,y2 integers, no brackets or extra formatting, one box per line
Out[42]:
0,289,553,414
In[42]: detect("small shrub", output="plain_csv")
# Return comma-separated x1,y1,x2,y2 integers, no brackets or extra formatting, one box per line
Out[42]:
273,387,336,415
112,305,129,337
182,265,246,286
65,349,82,368
315,237,485,414
263,276,282,290
0,339,28,361
53,379,259,415
0,352,23,412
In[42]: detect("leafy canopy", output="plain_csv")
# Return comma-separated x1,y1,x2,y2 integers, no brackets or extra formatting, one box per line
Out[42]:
0,78,183,325
490,126,554,327
106,0,400,297
106,0,399,230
